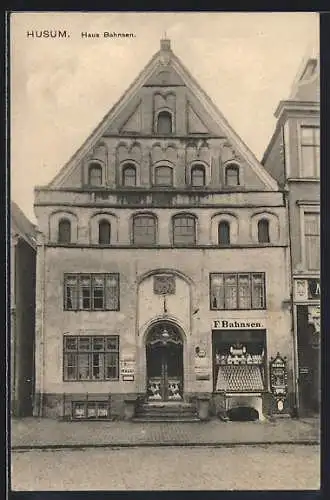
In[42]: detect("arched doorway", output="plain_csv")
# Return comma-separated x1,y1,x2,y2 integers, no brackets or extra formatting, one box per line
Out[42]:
146,321,183,401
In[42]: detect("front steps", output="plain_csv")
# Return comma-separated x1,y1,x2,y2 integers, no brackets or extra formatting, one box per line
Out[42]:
133,401,200,422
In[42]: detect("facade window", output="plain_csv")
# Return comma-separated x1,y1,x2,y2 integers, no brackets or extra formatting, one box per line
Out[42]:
304,212,320,270
64,273,119,311
218,221,230,246
173,215,196,246
58,219,71,244
98,220,111,244
225,165,240,186
156,111,172,134
191,165,205,187
122,165,136,186
88,163,103,186
155,166,173,186
133,215,156,245
258,219,270,243
210,273,266,310
63,335,119,381
301,126,320,178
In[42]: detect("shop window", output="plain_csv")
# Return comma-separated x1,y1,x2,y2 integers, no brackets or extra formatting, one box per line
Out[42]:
225,165,240,186
133,214,157,245
258,219,270,244
172,215,196,246
218,221,230,246
191,165,205,187
304,212,320,270
301,126,320,178
154,166,173,186
210,273,266,310
64,335,119,381
212,330,266,395
98,220,111,244
122,164,137,186
58,219,71,244
88,163,103,186
156,111,172,134
64,273,119,311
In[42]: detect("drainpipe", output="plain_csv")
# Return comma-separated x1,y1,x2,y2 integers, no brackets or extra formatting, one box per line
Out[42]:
281,124,299,416
34,230,46,416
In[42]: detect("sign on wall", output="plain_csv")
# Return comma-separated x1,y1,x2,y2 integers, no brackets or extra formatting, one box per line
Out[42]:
294,278,320,302
120,360,135,381
212,319,266,330
194,355,210,380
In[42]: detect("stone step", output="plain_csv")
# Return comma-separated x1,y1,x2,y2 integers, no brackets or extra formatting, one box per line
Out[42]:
132,416,201,423
138,405,196,414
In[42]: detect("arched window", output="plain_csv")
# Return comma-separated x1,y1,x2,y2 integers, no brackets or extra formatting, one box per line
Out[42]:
225,165,240,186
173,215,196,246
122,164,136,186
88,163,102,186
156,111,172,134
58,219,71,244
218,221,230,245
98,220,111,244
133,215,157,245
258,219,270,243
155,166,173,186
191,165,205,187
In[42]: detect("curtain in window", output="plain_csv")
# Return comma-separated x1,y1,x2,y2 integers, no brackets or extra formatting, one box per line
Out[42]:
238,274,251,309
258,219,270,243
65,276,78,309
191,166,205,187
251,274,265,309
225,166,240,186
156,111,172,134
63,335,119,381
133,215,156,244
304,213,320,270
105,275,119,310
58,219,71,243
88,164,102,186
211,274,224,309
218,221,230,245
99,220,111,244
173,216,196,245
224,274,238,309
122,165,136,186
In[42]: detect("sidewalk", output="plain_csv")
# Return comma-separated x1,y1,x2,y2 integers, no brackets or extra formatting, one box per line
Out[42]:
11,416,320,450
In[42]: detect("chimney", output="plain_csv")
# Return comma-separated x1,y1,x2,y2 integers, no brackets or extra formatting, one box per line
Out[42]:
160,38,171,51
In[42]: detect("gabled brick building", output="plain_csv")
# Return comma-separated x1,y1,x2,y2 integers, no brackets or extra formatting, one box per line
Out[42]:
33,39,293,421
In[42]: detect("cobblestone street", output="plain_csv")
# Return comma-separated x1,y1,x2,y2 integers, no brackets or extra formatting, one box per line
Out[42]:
11,445,320,491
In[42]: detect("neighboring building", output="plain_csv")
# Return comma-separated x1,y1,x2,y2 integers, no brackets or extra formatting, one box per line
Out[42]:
262,54,320,416
33,39,293,421
11,201,37,417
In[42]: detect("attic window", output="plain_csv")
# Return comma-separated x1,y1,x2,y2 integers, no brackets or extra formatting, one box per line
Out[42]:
156,111,172,135
225,165,240,186
300,59,317,81
88,163,102,186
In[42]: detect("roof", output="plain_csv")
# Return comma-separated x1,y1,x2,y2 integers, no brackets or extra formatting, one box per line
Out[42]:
11,201,37,249
46,38,279,192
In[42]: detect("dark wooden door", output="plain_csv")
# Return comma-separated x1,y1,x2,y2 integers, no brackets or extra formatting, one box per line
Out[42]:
147,344,183,401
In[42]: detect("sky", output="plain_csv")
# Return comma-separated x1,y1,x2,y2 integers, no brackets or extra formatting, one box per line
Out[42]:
10,12,319,223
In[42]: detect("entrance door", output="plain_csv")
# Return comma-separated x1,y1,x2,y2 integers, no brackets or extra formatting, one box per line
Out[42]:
146,323,183,401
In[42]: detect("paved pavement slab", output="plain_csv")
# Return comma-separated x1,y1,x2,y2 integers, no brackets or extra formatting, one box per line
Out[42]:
10,416,320,449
